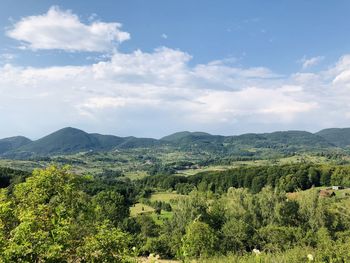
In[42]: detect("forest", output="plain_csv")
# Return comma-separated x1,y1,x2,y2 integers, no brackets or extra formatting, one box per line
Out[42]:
0,163,350,262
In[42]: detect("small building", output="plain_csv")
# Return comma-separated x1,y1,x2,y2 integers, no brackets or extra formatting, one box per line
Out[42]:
319,189,336,198
332,186,344,190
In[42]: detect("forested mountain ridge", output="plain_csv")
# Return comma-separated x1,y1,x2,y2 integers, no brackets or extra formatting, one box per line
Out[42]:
0,127,348,158
0,127,163,158
0,136,32,154
316,127,350,147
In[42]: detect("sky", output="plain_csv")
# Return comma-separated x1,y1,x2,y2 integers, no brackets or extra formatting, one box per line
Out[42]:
1,1,350,139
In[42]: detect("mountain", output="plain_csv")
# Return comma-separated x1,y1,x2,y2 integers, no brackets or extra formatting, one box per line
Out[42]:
0,127,347,158
161,131,213,142
2,127,162,157
247,131,334,148
161,130,334,153
316,128,350,147
0,136,32,154
18,127,101,155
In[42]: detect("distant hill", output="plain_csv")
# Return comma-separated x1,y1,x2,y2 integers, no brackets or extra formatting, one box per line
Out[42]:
161,130,334,153
0,136,32,154
161,131,213,142
18,127,100,155
0,127,348,158
2,127,163,157
316,128,350,147
246,131,334,148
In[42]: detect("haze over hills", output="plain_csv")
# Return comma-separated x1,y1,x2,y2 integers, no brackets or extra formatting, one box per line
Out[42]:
0,127,348,158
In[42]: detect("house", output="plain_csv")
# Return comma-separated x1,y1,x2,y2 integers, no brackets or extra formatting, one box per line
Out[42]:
319,189,336,198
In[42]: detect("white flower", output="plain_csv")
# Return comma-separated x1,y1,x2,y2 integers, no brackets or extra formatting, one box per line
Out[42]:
253,248,261,255
132,246,136,251
307,254,314,261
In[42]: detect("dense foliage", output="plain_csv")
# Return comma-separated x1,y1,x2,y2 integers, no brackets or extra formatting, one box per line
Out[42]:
1,163,350,262
0,166,134,262
138,163,350,193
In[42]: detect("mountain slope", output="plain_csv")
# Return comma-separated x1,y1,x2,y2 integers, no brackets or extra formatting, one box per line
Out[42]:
18,127,100,155
316,128,350,147
0,127,345,158
161,131,212,142
6,128,162,156
0,136,32,154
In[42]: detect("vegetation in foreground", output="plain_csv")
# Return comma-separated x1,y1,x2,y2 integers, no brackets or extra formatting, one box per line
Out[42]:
0,163,350,262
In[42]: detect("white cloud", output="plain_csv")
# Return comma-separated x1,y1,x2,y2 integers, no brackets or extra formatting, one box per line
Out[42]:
187,87,317,124
300,56,324,69
0,53,16,62
161,33,168,39
6,6,130,52
2,41,350,137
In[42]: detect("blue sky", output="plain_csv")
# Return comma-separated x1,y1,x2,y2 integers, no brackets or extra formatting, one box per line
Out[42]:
1,1,350,138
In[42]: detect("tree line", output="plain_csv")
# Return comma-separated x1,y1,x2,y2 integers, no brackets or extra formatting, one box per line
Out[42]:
138,163,350,193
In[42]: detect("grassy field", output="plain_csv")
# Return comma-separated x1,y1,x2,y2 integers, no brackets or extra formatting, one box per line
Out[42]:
177,154,334,176
151,210,173,225
130,203,155,217
149,192,184,203
130,203,173,225
130,192,185,225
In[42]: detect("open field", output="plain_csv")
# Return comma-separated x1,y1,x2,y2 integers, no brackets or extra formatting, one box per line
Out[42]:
130,203,155,217
149,192,184,203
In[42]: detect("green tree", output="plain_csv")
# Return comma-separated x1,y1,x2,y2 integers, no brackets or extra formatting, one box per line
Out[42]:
181,221,217,259
77,222,132,263
221,219,250,253
258,224,300,252
92,190,129,227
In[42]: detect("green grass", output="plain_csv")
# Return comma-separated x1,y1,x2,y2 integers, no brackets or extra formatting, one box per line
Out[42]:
131,192,182,224
151,210,173,225
197,247,317,262
177,154,337,177
130,203,154,217
123,170,149,180
149,192,184,203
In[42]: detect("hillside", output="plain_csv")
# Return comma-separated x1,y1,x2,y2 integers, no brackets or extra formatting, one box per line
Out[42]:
161,130,336,155
316,128,350,147
1,127,163,157
0,136,32,154
17,127,103,155
161,131,213,142
0,127,346,158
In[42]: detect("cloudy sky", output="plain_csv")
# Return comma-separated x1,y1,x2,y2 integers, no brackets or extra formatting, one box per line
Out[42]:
1,1,350,139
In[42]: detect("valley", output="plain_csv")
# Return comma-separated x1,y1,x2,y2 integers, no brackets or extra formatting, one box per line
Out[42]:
1,127,350,262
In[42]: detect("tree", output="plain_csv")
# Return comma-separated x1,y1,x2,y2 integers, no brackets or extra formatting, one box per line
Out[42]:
92,190,129,227
77,222,132,263
1,166,132,262
258,224,300,252
181,221,217,259
4,166,91,261
221,219,250,253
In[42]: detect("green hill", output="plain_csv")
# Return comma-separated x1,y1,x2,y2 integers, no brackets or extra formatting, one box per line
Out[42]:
316,128,350,147
2,128,163,157
161,131,213,142
18,127,100,155
0,127,346,158
0,136,32,154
